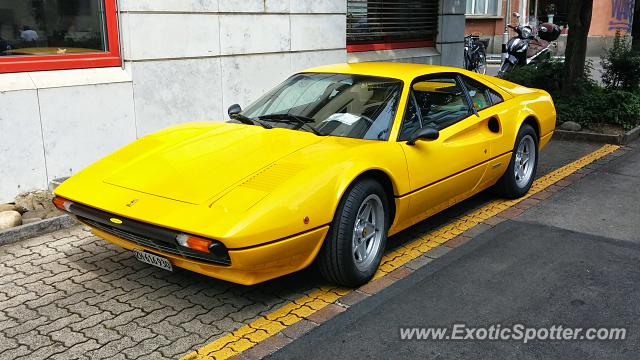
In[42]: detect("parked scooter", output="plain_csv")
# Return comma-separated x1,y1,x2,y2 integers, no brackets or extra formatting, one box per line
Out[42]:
499,13,560,75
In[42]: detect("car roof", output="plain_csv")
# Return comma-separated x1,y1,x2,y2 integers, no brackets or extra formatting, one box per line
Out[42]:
300,62,462,82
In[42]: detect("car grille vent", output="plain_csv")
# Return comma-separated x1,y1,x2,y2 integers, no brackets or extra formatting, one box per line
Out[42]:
80,217,231,266
84,218,178,253
240,162,305,192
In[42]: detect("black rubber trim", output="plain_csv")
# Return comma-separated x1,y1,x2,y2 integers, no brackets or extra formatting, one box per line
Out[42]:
69,202,177,244
228,223,331,251
67,202,231,265
396,150,512,198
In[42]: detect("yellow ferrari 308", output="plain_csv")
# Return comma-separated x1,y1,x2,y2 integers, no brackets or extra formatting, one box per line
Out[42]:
53,62,555,286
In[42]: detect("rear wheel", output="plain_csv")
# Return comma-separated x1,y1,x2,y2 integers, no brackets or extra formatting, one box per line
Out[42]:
317,179,389,287
495,124,538,198
475,50,487,74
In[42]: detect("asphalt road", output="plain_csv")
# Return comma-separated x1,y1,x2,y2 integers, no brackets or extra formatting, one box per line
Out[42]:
271,141,640,360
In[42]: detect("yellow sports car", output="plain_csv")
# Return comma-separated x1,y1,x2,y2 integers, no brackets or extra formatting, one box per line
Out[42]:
53,62,555,286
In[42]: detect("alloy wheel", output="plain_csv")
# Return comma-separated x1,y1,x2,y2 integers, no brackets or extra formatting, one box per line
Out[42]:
352,194,384,272
514,134,536,188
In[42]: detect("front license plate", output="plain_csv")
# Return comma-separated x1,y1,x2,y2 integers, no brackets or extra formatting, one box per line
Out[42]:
133,250,173,271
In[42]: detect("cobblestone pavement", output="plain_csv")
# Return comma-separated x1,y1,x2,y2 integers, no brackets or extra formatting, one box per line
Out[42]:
0,226,320,360
0,140,608,360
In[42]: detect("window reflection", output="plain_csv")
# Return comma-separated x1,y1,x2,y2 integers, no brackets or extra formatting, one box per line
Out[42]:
0,0,107,56
241,73,403,141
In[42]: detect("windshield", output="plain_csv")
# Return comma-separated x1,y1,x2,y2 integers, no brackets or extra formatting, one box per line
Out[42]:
240,73,403,141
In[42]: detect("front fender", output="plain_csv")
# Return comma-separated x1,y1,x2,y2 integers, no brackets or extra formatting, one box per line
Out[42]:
513,91,556,142
214,139,409,248
491,92,556,157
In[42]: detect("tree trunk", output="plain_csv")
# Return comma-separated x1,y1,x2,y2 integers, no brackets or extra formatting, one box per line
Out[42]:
563,0,594,94
633,0,640,52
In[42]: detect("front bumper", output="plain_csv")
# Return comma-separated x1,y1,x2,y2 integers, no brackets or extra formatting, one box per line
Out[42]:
92,224,328,285
57,197,329,285
68,200,232,265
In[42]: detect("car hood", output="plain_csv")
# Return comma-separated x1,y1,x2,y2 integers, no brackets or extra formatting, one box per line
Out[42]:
103,123,321,205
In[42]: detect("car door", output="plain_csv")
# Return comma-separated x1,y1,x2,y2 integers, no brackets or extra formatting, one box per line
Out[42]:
457,74,510,188
397,73,492,222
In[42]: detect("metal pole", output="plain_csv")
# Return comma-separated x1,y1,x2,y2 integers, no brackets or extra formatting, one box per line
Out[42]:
502,0,511,64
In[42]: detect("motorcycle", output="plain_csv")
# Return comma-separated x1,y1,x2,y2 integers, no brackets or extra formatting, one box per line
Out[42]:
499,13,560,75
0,37,12,55
464,34,488,74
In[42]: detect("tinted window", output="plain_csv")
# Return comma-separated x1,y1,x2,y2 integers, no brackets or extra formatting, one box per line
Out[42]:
488,88,504,105
398,75,472,140
410,76,470,130
398,93,421,141
461,76,504,109
461,77,492,111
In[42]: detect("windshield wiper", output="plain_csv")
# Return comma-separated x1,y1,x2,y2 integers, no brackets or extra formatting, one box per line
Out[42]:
230,113,272,129
258,114,326,136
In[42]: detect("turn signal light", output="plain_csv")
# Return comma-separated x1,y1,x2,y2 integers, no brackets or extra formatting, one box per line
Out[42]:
176,234,213,253
52,196,73,212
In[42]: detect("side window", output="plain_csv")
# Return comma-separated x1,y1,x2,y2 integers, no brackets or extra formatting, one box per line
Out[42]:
487,88,504,105
460,76,492,111
461,75,504,109
398,93,421,141
411,76,470,131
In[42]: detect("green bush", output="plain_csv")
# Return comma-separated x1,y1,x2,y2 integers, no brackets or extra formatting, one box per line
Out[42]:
601,31,640,91
554,88,640,130
501,58,596,94
501,58,640,131
501,59,565,93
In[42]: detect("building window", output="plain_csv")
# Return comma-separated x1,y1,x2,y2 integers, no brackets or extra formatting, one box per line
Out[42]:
0,0,120,73
347,0,439,52
466,0,500,16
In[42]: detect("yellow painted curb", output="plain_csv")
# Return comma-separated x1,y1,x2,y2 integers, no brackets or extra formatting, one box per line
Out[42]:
182,144,619,360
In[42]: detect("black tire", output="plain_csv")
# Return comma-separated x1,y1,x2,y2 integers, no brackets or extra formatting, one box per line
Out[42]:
474,49,487,74
494,124,539,199
317,179,389,287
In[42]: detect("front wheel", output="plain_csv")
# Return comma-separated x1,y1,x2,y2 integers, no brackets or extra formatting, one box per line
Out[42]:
494,124,539,199
317,179,389,287
474,50,487,74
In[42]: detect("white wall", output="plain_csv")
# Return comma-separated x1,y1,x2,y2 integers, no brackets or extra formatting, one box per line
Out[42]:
0,69,136,203
0,0,347,203
437,0,466,68
119,0,348,136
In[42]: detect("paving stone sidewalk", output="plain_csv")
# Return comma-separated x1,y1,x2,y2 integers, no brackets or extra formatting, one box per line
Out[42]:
0,226,319,360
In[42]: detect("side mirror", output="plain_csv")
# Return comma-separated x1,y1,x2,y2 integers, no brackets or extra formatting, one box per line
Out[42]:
228,104,242,117
407,127,439,145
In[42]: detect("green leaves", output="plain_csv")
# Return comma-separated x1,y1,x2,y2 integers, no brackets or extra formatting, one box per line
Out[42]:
501,52,640,132
601,31,640,92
